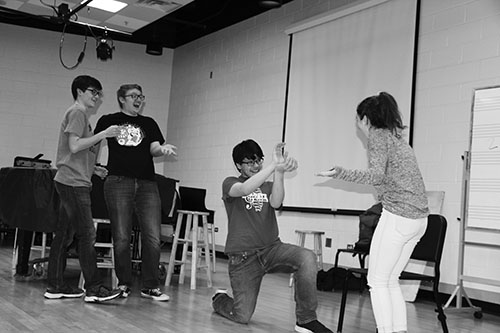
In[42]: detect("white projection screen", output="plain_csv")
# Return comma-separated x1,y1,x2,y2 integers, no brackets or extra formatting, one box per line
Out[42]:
283,0,418,213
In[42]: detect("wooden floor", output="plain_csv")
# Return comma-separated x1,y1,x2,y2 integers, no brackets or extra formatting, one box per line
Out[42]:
0,235,499,333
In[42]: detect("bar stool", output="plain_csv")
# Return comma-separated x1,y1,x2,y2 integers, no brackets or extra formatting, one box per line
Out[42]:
165,209,213,290
79,218,117,289
289,229,325,287
30,231,50,278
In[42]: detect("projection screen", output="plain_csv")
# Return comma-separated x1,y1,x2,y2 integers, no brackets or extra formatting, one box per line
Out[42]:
283,0,418,212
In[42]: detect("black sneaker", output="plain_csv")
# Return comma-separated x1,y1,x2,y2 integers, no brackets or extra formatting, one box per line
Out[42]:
211,288,229,302
295,320,333,333
84,286,122,303
44,285,85,299
140,288,169,301
118,285,131,298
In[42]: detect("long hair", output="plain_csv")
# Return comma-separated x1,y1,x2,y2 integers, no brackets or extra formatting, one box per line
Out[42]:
356,92,405,137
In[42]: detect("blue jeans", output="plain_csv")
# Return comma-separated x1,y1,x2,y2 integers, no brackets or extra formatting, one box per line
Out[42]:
104,176,161,289
212,241,318,324
48,181,101,290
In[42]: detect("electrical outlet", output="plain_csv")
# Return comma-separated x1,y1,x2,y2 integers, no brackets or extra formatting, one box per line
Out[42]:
325,238,332,248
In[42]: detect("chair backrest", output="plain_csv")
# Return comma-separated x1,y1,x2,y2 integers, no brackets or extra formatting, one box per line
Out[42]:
155,174,179,224
410,214,447,265
179,186,209,211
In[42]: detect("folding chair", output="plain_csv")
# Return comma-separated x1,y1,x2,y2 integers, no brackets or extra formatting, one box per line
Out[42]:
336,214,448,333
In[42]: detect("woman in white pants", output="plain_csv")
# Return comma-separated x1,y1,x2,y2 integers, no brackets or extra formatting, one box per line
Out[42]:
317,92,429,333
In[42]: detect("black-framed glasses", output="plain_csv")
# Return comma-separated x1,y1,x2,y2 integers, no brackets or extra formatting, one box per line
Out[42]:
86,88,103,98
240,158,264,167
124,93,146,101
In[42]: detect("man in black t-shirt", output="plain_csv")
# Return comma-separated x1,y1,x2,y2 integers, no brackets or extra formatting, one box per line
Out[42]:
95,83,176,302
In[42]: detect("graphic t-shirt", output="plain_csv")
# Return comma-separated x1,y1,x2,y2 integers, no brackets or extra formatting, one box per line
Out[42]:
54,103,97,187
95,112,164,180
222,176,280,254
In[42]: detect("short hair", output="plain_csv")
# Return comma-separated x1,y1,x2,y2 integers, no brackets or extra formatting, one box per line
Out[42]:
71,75,102,100
356,91,405,136
232,139,264,170
116,83,142,108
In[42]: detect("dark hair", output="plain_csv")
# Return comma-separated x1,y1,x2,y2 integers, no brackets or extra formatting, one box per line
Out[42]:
71,75,102,100
232,139,264,169
116,83,142,108
356,91,405,136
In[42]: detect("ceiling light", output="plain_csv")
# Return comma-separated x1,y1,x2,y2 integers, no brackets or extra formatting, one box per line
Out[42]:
258,0,283,8
83,0,128,13
96,34,114,61
146,42,163,56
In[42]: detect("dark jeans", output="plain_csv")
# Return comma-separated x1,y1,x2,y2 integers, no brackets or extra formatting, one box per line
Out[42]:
212,241,319,324
104,176,161,289
48,182,101,290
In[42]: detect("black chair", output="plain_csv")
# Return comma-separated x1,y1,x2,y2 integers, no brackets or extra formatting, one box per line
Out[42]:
176,186,216,271
336,214,448,333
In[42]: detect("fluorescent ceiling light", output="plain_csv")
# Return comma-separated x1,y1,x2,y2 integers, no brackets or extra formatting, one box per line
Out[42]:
83,0,128,13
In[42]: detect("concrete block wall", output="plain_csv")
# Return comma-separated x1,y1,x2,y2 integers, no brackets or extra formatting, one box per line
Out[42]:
166,0,500,304
0,23,174,171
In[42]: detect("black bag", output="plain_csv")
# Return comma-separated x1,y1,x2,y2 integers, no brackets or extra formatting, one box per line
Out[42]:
354,202,382,251
14,153,51,169
317,267,367,292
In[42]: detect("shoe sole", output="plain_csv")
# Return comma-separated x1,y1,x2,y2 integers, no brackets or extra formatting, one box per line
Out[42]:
140,292,170,301
84,291,122,303
294,325,314,333
44,292,85,299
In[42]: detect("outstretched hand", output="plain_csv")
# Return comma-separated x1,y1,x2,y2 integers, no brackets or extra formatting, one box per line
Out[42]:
316,168,337,177
160,144,177,156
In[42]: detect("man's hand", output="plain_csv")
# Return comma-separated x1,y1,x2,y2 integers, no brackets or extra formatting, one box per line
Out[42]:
276,155,298,173
104,125,121,138
160,144,177,156
272,142,286,164
273,142,298,173
94,165,108,179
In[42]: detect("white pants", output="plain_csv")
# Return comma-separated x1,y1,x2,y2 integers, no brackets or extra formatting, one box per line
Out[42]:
367,209,427,333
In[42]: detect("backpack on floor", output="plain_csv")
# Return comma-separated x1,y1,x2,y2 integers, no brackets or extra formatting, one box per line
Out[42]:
317,267,367,292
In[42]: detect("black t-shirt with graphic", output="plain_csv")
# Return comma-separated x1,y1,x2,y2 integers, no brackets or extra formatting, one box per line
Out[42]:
95,112,165,180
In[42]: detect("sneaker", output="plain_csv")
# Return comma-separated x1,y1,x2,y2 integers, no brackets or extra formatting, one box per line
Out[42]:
84,286,122,303
118,285,131,298
295,320,333,333
44,285,85,299
140,288,170,301
211,288,229,302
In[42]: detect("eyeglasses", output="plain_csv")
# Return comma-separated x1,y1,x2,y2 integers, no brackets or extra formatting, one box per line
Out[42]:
240,158,264,167
86,88,103,98
124,93,146,101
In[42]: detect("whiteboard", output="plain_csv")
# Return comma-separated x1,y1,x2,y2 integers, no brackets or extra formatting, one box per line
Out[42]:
467,86,500,230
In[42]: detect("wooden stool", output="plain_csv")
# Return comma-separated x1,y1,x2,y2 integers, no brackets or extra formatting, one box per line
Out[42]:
79,218,117,289
289,229,325,287
165,209,213,290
